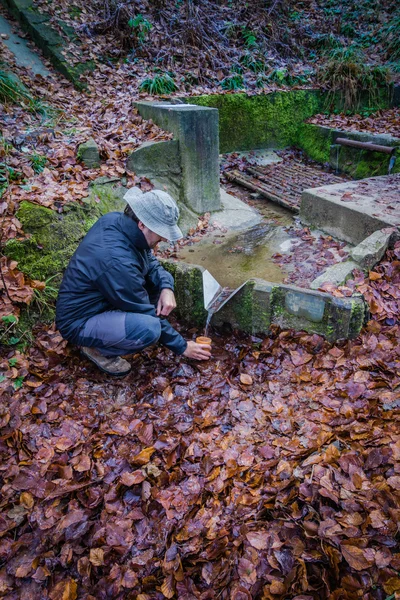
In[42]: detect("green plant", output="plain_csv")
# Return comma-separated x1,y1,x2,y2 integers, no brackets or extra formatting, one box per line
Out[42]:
30,276,59,317
29,153,47,174
382,15,400,61
0,70,57,123
231,63,243,75
13,375,25,390
0,314,18,343
341,23,356,38
139,74,178,95
317,46,392,110
386,61,400,73
267,67,288,84
128,14,152,46
0,70,31,105
312,33,342,51
241,27,257,49
240,53,265,73
220,73,245,91
0,162,22,190
289,10,302,22
0,136,13,157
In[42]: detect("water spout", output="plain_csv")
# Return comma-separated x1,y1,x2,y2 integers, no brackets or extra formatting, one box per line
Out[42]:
388,154,396,175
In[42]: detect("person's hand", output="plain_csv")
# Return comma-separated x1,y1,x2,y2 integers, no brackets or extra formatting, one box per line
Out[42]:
156,288,177,316
183,341,211,361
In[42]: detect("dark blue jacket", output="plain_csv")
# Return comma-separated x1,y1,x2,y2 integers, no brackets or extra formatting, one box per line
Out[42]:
56,212,187,355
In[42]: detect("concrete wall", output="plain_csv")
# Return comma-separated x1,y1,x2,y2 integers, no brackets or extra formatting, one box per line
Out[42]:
133,102,220,214
297,123,400,179
187,89,398,154
163,261,367,342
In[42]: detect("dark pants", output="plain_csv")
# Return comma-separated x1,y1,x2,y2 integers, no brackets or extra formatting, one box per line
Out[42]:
76,311,161,357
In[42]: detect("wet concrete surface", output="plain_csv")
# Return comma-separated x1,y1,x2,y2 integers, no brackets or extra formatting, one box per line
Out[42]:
0,14,51,77
178,222,294,288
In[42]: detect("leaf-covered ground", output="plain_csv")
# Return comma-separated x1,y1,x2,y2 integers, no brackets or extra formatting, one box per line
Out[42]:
1,244,400,599
30,0,400,95
308,108,400,139
2,10,400,599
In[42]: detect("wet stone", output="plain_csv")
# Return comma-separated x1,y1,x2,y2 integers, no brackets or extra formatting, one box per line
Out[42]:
310,261,359,290
77,138,100,169
285,290,326,323
350,228,399,270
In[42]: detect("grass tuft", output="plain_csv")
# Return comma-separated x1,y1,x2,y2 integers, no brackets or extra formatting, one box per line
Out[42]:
220,73,245,91
317,46,392,110
139,73,178,94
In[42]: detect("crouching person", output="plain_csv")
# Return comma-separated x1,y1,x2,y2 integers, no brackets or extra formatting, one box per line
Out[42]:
55,189,211,376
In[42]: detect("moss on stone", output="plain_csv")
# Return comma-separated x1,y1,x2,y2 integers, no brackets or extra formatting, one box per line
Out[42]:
297,123,333,165
348,297,367,338
188,91,324,153
2,0,95,90
187,90,396,159
5,183,126,283
161,260,207,327
296,123,400,178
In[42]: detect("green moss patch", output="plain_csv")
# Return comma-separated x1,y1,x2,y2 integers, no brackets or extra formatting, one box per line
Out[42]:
187,90,396,157
5,182,126,284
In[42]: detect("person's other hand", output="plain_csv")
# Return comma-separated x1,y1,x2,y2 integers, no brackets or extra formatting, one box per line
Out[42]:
183,341,211,361
157,288,177,316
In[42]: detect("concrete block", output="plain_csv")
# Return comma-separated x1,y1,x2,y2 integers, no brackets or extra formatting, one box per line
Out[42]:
77,138,100,169
127,140,183,205
160,261,367,341
310,261,359,290
213,279,274,334
350,228,399,270
270,284,366,341
300,175,400,245
127,140,181,178
134,102,220,214
160,260,207,327
212,189,261,231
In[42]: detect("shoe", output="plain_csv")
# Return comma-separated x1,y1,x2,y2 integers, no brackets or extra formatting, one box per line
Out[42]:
80,346,131,376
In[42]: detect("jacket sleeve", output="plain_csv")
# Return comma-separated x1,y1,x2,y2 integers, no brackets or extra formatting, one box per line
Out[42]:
95,260,187,355
146,252,175,292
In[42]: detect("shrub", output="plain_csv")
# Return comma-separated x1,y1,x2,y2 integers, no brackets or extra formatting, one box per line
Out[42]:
139,74,178,95
382,16,400,61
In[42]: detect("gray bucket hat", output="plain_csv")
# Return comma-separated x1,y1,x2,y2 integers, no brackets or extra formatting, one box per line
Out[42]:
123,188,183,241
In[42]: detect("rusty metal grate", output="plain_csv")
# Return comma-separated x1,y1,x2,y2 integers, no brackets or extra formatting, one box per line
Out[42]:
226,160,345,213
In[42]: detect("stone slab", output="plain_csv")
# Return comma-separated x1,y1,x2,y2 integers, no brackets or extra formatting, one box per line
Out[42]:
350,228,399,270
310,261,359,290
270,284,366,341
227,149,282,167
300,174,400,245
0,14,51,77
210,188,261,231
134,101,220,214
